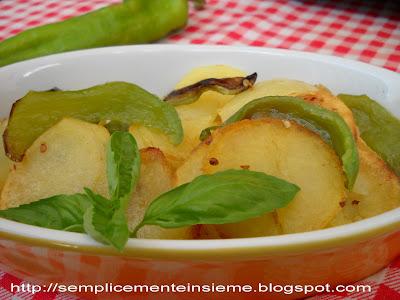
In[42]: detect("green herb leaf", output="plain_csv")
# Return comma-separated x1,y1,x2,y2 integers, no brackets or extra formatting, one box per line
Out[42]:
107,131,141,205
0,194,90,232
338,94,400,176
83,131,140,250
133,169,300,235
83,188,129,251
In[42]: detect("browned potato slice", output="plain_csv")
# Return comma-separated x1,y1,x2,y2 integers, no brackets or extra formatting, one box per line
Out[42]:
127,147,192,239
129,125,192,170
191,224,222,239
298,85,358,137
329,140,400,226
208,214,282,238
0,118,109,209
130,65,245,168
328,197,362,227
218,79,318,121
301,87,400,225
174,141,227,239
351,140,400,218
202,119,346,234
0,119,12,192
191,214,282,239
174,141,210,186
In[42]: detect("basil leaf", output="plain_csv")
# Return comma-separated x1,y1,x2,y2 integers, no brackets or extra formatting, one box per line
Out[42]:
83,188,129,251
133,169,299,235
107,131,141,205
84,131,140,250
0,194,90,232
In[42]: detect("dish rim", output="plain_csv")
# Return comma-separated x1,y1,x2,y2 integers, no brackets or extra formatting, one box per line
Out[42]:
0,44,399,260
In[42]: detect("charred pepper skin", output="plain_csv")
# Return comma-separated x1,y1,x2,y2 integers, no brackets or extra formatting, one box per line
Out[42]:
0,0,188,67
164,73,258,105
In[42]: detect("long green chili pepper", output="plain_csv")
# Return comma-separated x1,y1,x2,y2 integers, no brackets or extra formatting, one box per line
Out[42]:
0,0,191,67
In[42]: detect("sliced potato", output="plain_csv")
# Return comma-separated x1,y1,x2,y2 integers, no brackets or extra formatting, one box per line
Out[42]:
329,140,400,226
202,119,346,233
191,224,222,239
298,85,358,137
174,140,229,239
190,217,281,239
174,141,211,186
129,125,191,170
0,118,109,209
328,197,362,227
0,119,12,192
130,65,245,168
352,139,400,218
127,147,192,239
218,79,318,121
207,213,282,238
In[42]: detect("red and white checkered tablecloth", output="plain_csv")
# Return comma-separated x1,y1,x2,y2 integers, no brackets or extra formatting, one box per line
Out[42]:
0,0,399,299
0,0,399,71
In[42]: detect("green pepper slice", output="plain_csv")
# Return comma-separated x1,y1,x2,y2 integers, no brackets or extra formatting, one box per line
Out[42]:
339,94,400,176
4,81,183,162
221,96,359,190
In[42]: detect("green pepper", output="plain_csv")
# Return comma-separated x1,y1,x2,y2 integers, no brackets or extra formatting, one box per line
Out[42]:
339,94,400,176
213,96,359,190
4,82,183,162
0,0,189,67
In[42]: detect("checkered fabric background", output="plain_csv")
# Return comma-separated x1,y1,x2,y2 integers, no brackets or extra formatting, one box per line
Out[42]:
0,0,399,71
0,0,399,299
